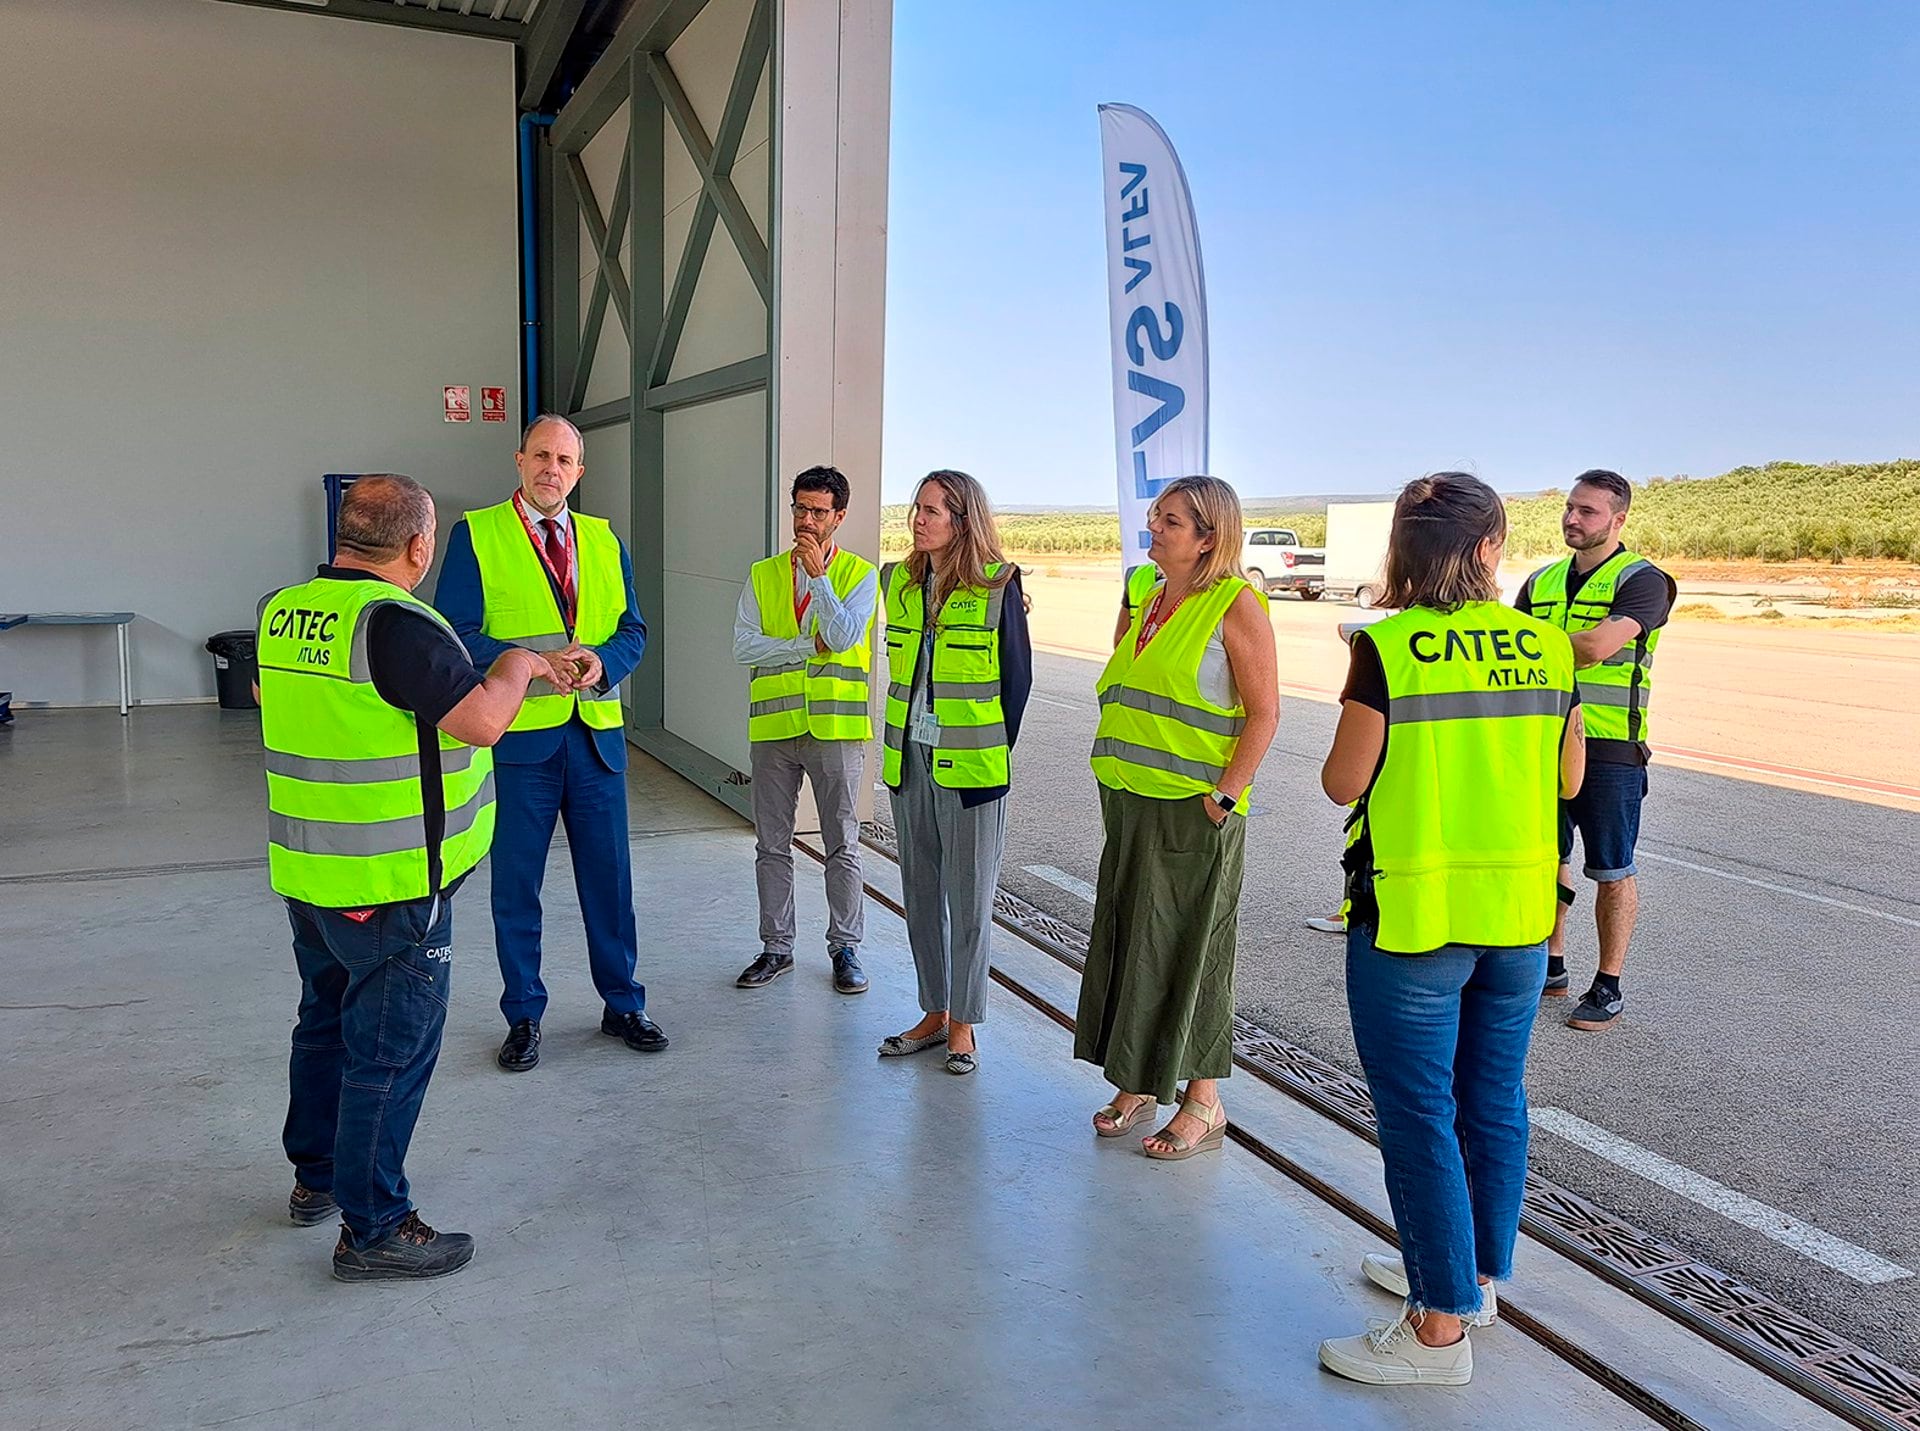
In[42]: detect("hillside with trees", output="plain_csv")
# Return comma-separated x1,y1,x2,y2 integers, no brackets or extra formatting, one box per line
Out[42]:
881,461,1916,563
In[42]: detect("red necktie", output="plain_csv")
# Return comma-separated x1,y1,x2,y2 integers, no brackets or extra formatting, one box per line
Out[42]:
542,519,575,618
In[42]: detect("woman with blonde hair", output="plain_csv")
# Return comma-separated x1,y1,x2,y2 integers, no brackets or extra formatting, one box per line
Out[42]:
876,470,1032,1075
1075,475,1278,1156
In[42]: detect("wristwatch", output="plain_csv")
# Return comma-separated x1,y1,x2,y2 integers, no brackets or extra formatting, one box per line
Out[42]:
1210,789,1238,813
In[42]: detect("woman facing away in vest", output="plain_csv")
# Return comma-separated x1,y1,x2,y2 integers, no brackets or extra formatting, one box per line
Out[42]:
876,470,1032,1075
1316,472,1585,1388
1075,475,1279,1158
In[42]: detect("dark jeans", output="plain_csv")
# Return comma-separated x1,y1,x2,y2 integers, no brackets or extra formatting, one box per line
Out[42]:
283,894,454,1246
1559,760,1649,881
1345,923,1546,1316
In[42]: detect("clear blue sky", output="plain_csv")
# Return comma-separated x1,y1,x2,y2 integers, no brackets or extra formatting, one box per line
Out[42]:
881,2,1917,504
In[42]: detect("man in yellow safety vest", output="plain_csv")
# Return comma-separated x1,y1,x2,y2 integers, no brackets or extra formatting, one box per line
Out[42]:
1517,469,1676,1031
732,466,879,994
434,415,664,1074
260,475,541,1280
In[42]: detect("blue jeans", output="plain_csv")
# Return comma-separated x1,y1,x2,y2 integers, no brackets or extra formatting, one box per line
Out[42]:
491,718,645,1025
1345,925,1546,1316
282,895,454,1246
1559,760,1648,881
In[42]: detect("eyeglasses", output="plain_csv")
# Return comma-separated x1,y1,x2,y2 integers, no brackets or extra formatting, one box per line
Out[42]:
790,504,837,519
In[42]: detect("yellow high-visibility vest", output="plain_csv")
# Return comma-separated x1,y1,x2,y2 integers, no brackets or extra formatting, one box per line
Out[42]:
880,561,1010,789
747,547,876,742
464,499,625,733
258,578,494,907
1524,549,1672,747
1354,601,1575,954
1124,562,1161,617
1091,575,1264,803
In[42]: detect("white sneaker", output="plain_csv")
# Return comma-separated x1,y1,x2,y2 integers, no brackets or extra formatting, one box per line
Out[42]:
1303,915,1346,933
1319,1312,1472,1386
1360,1253,1498,1327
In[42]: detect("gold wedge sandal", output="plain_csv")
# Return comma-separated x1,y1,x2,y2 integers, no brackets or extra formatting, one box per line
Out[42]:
1142,1096,1226,1161
1092,1093,1157,1138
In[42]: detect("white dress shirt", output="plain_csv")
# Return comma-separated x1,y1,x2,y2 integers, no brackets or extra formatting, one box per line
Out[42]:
732,553,879,668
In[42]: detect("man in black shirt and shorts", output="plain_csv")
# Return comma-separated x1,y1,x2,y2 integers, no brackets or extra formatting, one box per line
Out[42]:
1516,472,1676,1031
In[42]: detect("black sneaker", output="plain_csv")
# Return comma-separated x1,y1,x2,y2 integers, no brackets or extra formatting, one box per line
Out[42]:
1542,967,1570,998
601,1008,669,1052
289,1183,338,1227
332,1211,474,1282
831,947,869,995
497,1018,541,1072
1567,984,1623,1031
736,951,794,988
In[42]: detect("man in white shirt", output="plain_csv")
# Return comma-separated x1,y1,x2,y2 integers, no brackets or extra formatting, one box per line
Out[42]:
732,466,879,993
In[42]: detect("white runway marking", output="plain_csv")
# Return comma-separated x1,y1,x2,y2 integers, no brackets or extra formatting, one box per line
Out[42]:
1023,864,1097,903
1028,693,1090,711
1531,1108,1914,1285
1637,852,1920,930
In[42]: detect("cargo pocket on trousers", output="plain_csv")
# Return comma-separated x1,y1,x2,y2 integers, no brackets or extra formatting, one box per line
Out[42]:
374,938,452,1070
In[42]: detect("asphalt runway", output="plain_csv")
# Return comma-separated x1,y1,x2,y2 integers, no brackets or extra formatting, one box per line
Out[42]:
980,647,1920,1368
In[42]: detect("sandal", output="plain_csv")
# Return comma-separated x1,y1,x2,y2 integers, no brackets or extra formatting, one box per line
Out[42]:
1092,1093,1156,1138
1142,1095,1227,1161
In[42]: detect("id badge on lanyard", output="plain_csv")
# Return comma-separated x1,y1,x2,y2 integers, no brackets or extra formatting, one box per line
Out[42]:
910,592,938,745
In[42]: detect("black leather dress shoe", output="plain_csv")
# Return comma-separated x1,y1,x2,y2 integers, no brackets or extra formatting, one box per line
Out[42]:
831,947,869,995
736,951,794,988
601,1008,669,1052
497,1019,541,1072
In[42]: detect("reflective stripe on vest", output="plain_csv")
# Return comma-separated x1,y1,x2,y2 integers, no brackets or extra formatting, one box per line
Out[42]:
747,547,876,741
1524,549,1672,746
1090,575,1261,802
463,499,626,733
880,560,1010,789
1356,602,1574,955
257,578,495,907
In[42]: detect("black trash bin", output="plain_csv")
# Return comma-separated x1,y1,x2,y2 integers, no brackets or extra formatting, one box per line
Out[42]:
205,630,258,710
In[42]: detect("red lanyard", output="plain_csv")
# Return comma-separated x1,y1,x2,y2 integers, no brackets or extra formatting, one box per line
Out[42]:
511,490,576,622
1135,584,1188,656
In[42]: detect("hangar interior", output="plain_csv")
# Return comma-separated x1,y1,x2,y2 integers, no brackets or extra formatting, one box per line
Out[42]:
0,0,886,815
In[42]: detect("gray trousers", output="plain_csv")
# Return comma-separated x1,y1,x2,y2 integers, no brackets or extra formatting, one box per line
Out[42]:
888,740,1007,1024
750,735,865,956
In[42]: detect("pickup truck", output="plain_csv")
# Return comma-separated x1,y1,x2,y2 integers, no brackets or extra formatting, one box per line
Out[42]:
1241,527,1325,600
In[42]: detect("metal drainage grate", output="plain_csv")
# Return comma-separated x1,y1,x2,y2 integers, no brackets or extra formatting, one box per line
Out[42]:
858,817,1920,1431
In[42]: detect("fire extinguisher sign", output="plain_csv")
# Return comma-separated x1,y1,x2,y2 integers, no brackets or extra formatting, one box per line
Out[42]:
444,386,471,422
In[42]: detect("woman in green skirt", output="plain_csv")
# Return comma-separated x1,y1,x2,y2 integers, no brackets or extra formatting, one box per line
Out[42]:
1075,475,1279,1158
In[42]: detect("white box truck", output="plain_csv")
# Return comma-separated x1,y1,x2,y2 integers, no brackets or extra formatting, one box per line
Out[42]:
1322,500,1396,607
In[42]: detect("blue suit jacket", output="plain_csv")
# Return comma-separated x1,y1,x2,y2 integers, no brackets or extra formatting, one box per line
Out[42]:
433,514,648,772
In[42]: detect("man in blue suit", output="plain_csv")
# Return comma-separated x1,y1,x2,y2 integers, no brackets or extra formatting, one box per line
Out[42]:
434,414,668,1072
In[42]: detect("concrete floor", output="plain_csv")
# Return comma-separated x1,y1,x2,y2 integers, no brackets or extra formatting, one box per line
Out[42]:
2,706,1677,1429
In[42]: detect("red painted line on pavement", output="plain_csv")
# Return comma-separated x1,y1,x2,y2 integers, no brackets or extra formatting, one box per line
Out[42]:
1655,745,1920,799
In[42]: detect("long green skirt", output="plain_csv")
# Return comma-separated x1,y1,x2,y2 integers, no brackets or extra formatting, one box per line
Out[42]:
1073,784,1247,1104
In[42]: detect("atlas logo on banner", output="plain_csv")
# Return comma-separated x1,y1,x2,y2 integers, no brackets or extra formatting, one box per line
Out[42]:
1098,103,1209,569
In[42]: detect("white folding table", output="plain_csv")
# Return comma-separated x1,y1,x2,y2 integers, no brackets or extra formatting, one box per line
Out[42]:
0,612,137,716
